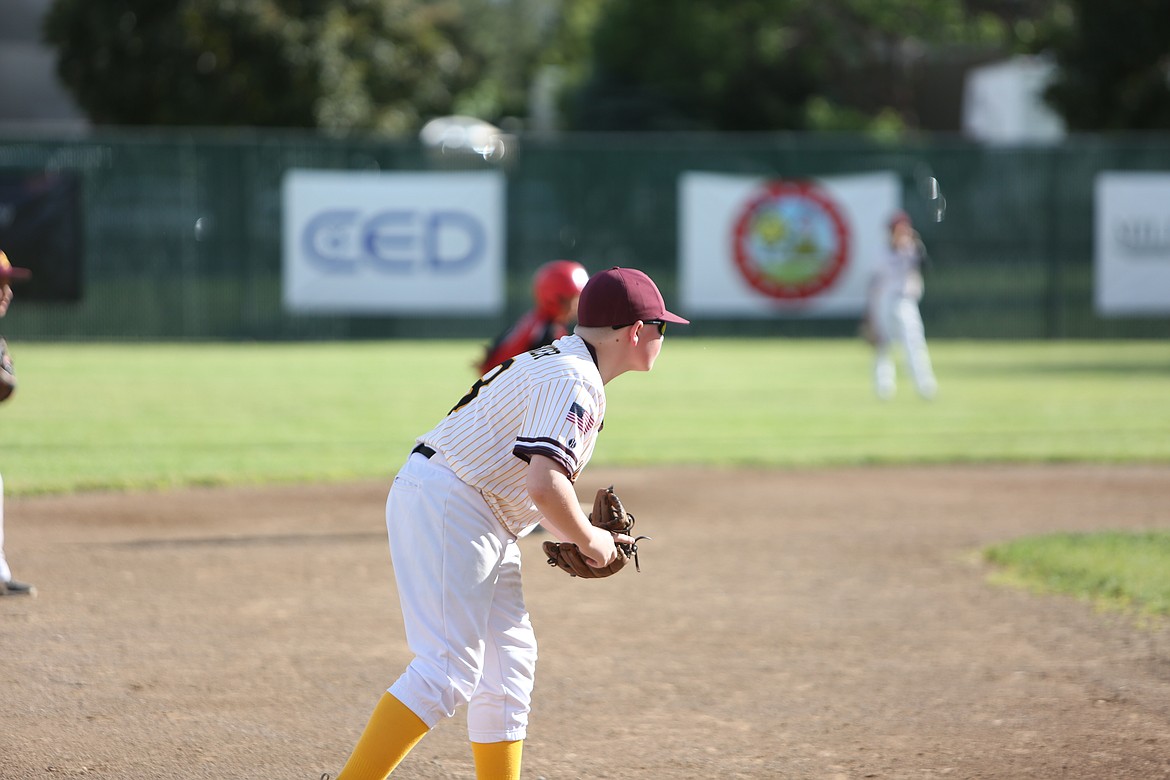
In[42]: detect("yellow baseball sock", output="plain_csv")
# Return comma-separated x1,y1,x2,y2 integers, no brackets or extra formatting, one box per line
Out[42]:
335,692,430,780
471,739,523,780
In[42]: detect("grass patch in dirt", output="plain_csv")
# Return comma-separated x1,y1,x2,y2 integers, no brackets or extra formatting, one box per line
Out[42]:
984,531,1170,616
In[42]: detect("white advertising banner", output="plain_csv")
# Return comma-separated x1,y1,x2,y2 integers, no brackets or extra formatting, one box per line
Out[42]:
680,171,900,317
282,170,505,314
1094,172,1170,316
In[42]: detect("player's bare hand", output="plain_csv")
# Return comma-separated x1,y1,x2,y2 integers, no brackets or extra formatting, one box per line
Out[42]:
612,531,635,548
581,526,619,567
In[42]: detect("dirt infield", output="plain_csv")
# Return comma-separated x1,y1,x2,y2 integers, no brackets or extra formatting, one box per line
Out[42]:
3,465,1170,779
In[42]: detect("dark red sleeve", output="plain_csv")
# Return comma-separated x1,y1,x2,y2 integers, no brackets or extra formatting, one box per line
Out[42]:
477,311,550,374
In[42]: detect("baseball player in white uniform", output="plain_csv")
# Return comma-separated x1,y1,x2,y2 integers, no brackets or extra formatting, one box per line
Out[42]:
328,267,688,780
0,251,35,597
866,211,938,400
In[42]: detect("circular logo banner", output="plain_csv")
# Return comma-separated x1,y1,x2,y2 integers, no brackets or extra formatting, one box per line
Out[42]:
732,180,850,300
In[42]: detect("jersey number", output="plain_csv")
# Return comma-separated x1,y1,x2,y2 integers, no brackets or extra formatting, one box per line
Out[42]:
449,358,514,415
448,343,561,415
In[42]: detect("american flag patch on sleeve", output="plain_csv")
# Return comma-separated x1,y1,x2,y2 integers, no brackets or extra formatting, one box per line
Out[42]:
566,401,594,433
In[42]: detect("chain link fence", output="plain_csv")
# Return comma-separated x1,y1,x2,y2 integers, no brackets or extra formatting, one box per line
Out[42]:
1,129,1167,341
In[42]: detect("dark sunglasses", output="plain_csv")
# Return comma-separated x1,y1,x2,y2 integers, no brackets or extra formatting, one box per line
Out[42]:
611,319,667,336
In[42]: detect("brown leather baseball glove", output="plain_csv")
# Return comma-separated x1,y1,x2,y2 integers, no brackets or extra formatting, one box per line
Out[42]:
543,486,647,579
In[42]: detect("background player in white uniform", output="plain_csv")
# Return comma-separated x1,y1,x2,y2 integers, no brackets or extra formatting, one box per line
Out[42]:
0,251,35,597
329,267,688,780
865,211,938,400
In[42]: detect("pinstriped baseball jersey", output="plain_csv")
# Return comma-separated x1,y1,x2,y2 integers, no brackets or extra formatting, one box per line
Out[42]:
419,334,605,535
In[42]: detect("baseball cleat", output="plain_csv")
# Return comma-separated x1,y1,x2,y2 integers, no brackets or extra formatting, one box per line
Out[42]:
0,579,35,596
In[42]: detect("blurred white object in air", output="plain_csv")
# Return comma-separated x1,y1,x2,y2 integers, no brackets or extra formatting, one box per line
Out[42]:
419,115,514,163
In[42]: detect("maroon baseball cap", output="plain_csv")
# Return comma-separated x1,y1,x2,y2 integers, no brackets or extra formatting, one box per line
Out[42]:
0,251,31,284
576,266,689,327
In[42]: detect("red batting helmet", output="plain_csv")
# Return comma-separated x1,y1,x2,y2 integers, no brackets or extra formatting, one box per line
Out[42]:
533,260,588,318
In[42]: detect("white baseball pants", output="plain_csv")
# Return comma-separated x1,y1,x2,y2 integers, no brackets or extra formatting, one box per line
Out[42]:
873,296,937,400
0,473,10,583
385,451,537,744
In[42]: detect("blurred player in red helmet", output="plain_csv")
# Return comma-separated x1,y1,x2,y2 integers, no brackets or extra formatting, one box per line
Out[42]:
475,260,589,375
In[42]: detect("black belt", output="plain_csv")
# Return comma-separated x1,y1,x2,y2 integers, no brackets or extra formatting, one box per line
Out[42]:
411,443,436,459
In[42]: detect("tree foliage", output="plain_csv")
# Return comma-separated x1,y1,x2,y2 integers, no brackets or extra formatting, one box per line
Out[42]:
44,0,1168,136
561,0,1017,133
1040,0,1170,130
42,0,497,134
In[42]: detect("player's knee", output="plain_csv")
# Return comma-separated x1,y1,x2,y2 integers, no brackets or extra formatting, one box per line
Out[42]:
396,657,483,720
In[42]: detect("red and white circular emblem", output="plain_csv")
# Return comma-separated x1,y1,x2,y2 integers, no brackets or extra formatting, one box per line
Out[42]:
732,180,850,300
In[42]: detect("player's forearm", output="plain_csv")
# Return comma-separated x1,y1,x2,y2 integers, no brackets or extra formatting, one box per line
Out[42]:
525,456,594,547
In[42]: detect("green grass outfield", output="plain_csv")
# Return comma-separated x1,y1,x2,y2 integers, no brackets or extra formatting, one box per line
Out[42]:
1,338,1167,496
4,337,1169,613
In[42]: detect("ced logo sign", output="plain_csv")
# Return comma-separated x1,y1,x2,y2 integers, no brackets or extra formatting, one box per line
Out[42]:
732,180,850,300
282,170,504,314
302,208,486,273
